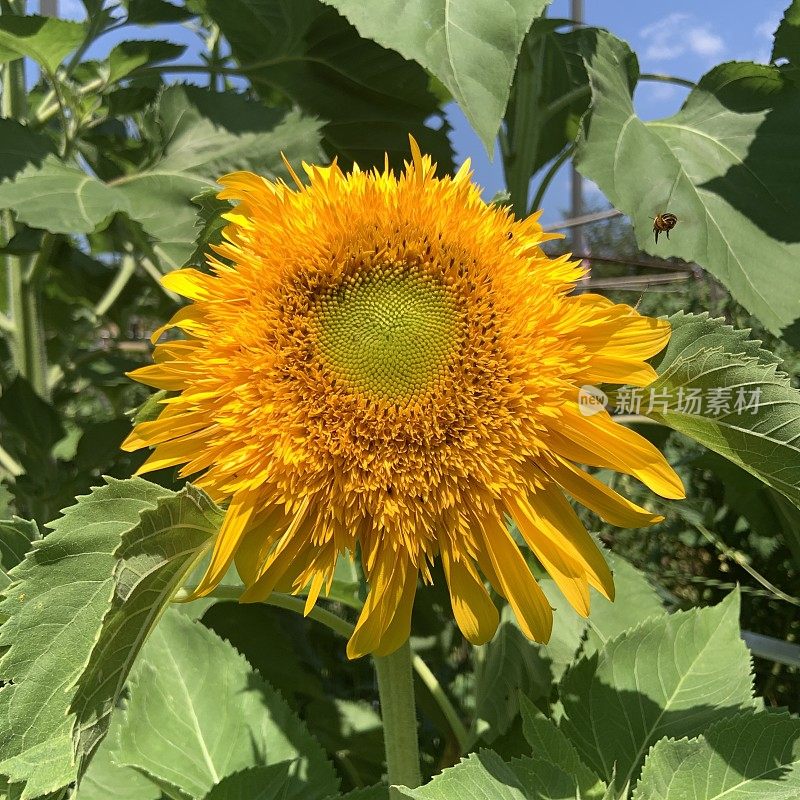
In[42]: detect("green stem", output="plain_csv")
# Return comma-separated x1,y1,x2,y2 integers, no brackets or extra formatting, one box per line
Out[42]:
93,255,136,317
0,3,51,401
502,39,546,217
11,235,55,400
411,650,469,753
640,72,696,89
529,143,575,215
374,641,423,795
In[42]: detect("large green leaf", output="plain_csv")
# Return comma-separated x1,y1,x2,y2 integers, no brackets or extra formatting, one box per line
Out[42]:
0,376,64,454
519,697,605,800
320,0,551,154
0,156,125,234
0,479,219,799
123,0,195,25
106,40,186,83
336,787,390,800
202,764,320,800
0,478,168,798
575,30,800,338
0,15,85,72
70,484,222,767
773,0,800,63
632,711,800,800
503,20,591,214
204,0,453,172
113,610,339,800
74,719,161,800
583,554,664,654
645,313,800,508
560,591,753,793
396,749,578,800
473,577,585,741
0,518,39,592
112,85,324,270
0,119,52,183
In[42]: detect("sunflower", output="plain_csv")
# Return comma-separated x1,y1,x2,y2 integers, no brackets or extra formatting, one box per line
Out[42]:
123,139,684,659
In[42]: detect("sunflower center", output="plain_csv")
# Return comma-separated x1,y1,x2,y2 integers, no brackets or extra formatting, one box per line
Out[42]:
314,266,458,401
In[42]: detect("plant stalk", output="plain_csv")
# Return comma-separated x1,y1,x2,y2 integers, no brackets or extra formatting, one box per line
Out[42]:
374,640,423,796
1,1,51,400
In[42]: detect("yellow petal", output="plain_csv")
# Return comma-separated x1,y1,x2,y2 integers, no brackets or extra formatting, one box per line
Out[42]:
441,548,499,645
478,513,553,643
184,491,258,600
544,457,664,528
126,363,187,391
161,268,215,300
150,304,209,344
346,553,405,659
134,435,205,474
234,505,291,585
552,405,685,500
506,487,614,603
122,411,209,450
578,356,659,387
372,559,417,657
239,501,312,602
505,491,592,616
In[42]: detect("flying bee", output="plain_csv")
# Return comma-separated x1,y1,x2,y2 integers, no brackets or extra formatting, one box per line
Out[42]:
651,212,678,243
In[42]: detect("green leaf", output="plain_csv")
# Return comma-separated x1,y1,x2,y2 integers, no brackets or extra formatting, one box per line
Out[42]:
70,484,222,767
0,119,52,183
113,610,339,800
632,711,800,800
107,40,186,83
123,0,195,24
205,0,453,172
504,20,591,213
646,313,800,509
773,0,800,64
0,15,85,72
74,719,161,800
113,85,324,270
559,591,754,793
202,763,326,800
0,478,219,799
187,189,233,269
0,518,39,592
396,749,578,800
473,605,552,742
575,30,800,337
0,478,170,797
475,577,586,747
519,697,605,800
335,787,389,800
584,554,664,654
321,0,551,154
0,156,126,235
473,575,586,742
0,376,64,454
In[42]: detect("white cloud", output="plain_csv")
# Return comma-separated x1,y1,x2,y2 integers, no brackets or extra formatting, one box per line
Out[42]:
686,29,724,57
756,12,782,41
639,13,725,63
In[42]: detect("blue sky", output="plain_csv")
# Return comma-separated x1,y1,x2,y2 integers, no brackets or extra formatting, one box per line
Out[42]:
56,0,787,223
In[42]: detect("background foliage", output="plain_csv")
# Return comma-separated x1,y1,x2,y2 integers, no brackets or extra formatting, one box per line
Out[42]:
1,0,799,798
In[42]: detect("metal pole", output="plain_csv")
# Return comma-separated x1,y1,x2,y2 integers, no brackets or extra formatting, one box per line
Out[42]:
40,0,57,15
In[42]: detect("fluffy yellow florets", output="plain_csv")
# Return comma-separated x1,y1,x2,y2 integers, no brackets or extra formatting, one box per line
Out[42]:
124,139,684,658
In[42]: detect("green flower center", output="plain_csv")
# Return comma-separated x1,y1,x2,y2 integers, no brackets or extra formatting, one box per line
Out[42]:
314,267,458,401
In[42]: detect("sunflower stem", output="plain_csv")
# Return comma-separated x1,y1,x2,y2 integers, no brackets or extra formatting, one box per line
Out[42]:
374,640,422,796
